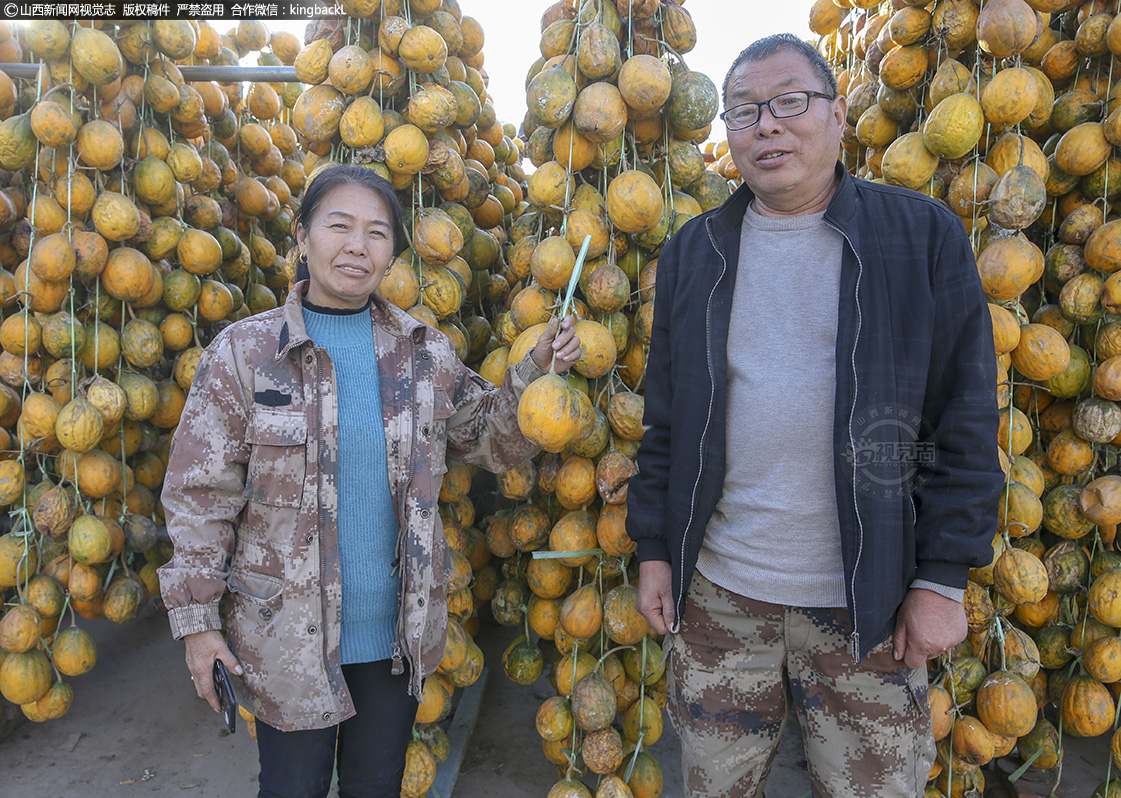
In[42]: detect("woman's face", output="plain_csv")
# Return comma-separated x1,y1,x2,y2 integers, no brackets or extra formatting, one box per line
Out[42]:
296,182,396,310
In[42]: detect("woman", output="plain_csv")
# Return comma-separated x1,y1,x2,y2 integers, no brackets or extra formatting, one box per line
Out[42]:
158,164,581,798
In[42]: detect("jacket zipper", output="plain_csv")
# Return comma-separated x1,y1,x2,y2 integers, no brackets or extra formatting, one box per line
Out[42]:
825,220,865,664
391,339,418,684
675,220,732,629
312,347,336,710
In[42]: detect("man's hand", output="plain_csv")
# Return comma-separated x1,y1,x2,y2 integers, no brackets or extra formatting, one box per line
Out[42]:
184,630,243,712
637,559,676,635
892,588,967,669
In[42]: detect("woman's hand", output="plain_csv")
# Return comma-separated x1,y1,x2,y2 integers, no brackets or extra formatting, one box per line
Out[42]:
532,315,582,373
184,630,243,712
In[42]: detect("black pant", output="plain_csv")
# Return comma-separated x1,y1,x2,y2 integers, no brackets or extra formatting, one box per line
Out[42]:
256,659,419,798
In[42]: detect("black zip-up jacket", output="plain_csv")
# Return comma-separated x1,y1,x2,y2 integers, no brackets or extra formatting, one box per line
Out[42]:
626,164,1003,663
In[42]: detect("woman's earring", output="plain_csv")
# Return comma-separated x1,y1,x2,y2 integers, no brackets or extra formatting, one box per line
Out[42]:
299,253,307,266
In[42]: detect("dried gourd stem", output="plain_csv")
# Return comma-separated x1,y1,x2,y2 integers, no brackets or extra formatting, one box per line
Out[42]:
657,14,676,219
1000,354,1015,536
43,141,76,495
89,293,102,475
599,161,610,228
993,613,1006,671
1087,318,1105,484
625,3,634,63
165,91,175,150
113,249,130,533
563,127,578,213
557,16,582,241
1053,687,1066,793
135,57,151,176
65,121,79,456
596,561,607,663
1102,55,1117,271
566,604,581,775
634,633,648,757
594,373,612,411
626,91,637,176
597,643,633,670
1072,533,1101,693
848,8,859,95
535,204,546,247
13,47,54,568
102,558,119,596
919,28,944,195
616,355,641,395
8,510,31,597
965,9,988,242
944,653,959,792
62,587,75,629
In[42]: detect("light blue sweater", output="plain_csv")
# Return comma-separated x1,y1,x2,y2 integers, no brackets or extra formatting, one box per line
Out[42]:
303,303,400,665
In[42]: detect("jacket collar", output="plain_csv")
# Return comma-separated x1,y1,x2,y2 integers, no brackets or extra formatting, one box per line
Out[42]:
276,281,428,360
708,161,857,237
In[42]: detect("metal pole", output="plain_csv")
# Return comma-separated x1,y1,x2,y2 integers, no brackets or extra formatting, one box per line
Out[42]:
0,63,299,82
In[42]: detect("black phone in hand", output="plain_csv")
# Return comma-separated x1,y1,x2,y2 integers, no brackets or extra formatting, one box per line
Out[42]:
213,660,237,734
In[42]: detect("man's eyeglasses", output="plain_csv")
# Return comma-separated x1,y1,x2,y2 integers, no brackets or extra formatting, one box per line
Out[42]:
720,90,835,131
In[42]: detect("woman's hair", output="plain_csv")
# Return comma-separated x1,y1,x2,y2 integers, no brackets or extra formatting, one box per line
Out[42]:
292,164,408,282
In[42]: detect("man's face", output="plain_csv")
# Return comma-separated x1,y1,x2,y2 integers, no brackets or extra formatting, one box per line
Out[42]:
725,50,847,212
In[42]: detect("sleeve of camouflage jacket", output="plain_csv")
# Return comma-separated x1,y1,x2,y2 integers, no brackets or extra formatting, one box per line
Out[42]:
158,343,251,639
444,352,545,472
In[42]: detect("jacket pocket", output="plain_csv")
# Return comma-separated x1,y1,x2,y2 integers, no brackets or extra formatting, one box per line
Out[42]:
227,570,284,632
243,409,307,508
431,389,456,476
434,389,456,420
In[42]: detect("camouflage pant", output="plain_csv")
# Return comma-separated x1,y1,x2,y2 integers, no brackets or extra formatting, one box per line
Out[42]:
667,571,934,798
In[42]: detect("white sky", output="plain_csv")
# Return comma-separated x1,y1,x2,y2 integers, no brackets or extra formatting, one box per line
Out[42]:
263,1,815,144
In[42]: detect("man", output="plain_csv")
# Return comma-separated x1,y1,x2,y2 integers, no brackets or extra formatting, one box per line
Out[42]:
626,33,1002,797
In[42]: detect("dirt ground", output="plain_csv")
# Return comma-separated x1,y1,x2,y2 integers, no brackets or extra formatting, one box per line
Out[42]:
0,605,1113,798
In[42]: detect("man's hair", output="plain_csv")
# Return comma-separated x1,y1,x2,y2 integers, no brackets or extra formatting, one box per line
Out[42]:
722,33,839,106
291,163,408,281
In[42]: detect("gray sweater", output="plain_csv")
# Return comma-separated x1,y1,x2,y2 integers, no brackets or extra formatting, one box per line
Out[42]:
696,205,847,608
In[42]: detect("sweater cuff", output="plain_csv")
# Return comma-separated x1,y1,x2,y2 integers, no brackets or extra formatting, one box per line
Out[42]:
909,579,965,604
168,602,223,640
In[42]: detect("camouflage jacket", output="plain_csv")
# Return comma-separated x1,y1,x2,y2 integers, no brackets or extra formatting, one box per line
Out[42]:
159,282,543,731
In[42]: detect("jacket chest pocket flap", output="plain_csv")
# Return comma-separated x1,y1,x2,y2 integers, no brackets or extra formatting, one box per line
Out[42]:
434,389,456,420
244,409,307,508
227,570,283,630
431,389,455,476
